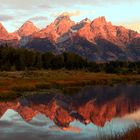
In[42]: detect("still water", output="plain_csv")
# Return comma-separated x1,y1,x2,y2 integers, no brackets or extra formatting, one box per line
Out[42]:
0,85,140,140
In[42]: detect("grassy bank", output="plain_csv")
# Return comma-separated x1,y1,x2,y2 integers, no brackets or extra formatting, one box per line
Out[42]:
0,70,140,99
100,126,140,140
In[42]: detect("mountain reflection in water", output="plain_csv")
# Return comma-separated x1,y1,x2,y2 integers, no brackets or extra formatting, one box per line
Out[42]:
0,85,140,140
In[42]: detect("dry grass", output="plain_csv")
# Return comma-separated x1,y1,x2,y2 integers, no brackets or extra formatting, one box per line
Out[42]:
100,126,140,140
0,70,140,99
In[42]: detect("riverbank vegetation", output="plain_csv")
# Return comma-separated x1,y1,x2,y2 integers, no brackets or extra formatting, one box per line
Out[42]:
99,125,140,140
0,70,140,100
0,46,140,99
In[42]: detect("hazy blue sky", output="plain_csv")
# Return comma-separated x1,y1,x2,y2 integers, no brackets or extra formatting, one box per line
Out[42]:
0,0,140,32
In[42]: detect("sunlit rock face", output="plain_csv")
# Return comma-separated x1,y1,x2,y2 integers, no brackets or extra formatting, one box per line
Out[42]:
53,15,75,36
32,15,75,42
0,85,140,128
0,23,19,47
0,23,9,39
27,16,140,61
0,102,20,118
0,23,19,41
0,15,140,61
78,16,137,46
14,21,39,47
17,21,39,37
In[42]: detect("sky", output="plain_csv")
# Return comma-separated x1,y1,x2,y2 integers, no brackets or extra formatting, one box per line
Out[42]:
0,0,140,33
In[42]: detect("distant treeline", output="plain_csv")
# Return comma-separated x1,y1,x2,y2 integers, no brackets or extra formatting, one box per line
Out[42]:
0,46,140,74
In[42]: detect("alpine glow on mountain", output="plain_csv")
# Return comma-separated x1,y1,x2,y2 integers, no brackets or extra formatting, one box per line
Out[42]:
0,15,140,61
0,0,140,33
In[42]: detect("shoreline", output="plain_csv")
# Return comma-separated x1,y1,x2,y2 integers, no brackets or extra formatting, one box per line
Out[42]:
0,70,140,99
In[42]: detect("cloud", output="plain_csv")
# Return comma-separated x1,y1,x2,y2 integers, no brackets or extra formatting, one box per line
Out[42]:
59,11,81,17
29,16,48,21
0,15,14,21
121,22,140,33
51,10,81,18
37,4,53,9
2,0,139,10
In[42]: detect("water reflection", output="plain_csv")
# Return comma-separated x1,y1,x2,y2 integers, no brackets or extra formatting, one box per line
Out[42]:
0,85,140,140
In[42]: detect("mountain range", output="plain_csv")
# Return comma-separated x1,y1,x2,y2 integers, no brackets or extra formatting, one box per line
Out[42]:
0,14,140,61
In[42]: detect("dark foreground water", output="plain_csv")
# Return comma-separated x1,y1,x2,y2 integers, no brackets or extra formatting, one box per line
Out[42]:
0,85,140,140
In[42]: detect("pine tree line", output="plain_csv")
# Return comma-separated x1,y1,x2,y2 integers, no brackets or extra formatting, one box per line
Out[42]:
0,46,140,74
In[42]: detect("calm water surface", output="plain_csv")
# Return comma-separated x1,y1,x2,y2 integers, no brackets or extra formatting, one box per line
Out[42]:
0,84,140,140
